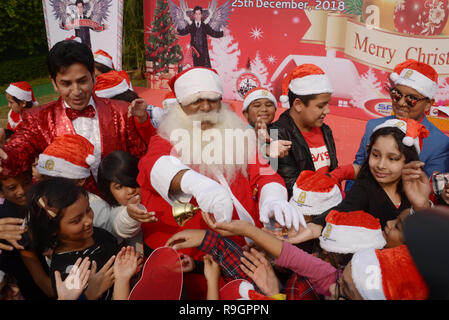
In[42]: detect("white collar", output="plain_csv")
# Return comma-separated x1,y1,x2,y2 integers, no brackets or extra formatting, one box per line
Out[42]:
63,96,96,111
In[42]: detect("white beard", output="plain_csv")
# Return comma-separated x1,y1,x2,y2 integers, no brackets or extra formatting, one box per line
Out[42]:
158,103,257,183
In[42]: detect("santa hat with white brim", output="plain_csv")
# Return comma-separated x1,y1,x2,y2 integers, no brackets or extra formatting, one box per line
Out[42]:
279,64,333,109
37,134,96,179
168,67,223,107
289,170,342,216
319,210,386,254
242,87,277,112
6,82,38,106
373,118,429,154
95,70,131,98
389,59,437,99
351,245,429,300
94,49,115,70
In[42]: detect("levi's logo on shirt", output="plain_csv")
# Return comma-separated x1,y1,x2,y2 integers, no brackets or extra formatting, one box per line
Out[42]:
309,146,330,171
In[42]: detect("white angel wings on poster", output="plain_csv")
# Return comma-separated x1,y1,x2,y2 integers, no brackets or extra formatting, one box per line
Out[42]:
168,0,231,68
42,0,124,70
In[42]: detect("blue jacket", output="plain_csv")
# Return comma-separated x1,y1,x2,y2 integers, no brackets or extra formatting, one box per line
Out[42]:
354,115,449,176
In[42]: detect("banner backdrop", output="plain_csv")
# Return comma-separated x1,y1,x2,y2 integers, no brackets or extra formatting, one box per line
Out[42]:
42,0,124,70
144,0,449,130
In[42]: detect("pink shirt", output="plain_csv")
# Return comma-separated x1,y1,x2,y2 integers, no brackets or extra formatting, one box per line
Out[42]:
274,242,337,296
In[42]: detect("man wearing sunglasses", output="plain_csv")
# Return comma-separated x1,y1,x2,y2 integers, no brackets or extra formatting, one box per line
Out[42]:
353,59,449,177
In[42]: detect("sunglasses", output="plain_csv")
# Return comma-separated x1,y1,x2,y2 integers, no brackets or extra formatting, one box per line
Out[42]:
389,87,428,108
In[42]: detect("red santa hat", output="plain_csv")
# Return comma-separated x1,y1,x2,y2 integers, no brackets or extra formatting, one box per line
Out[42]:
37,134,96,179
168,67,223,106
219,279,274,300
162,91,178,109
289,170,342,216
94,49,115,70
242,87,277,112
319,210,386,254
373,118,429,154
279,64,333,109
351,245,429,300
94,70,131,98
389,59,438,99
5,82,38,106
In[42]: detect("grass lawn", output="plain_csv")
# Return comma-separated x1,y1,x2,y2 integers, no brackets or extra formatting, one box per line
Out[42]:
0,77,147,127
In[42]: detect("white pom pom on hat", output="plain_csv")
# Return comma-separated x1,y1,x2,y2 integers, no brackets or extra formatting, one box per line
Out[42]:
373,118,429,154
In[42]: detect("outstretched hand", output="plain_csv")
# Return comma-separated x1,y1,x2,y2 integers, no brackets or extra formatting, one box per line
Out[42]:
55,257,91,300
128,98,148,123
0,217,25,251
165,229,207,250
402,161,431,210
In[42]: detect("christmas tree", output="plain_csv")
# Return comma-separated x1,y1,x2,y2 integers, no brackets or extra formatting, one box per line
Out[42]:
250,51,272,91
350,68,383,108
210,28,241,99
146,0,183,74
344,0,363,16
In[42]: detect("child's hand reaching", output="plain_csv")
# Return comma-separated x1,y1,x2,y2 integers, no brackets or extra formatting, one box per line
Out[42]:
55,257,91,300
165,229,207,250
204,254,221,300
239,248,280,297
114,246,139,281
126,194,158,223
85,255,115,300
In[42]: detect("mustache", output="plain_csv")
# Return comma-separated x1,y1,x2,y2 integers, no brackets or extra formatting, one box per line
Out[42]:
187,110,221,124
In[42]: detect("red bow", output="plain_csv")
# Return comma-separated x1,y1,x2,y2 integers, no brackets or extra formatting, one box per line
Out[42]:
66,105,96,121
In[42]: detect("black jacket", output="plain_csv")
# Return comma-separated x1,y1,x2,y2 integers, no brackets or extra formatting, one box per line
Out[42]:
269,110,338,198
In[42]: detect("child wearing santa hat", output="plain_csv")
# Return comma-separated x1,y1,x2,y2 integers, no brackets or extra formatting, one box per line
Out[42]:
93,49,115,77
204,219,428,300
35,134,154,246
1,82,38,146
94,70,164,130
289,118,431,246
269,64,356,198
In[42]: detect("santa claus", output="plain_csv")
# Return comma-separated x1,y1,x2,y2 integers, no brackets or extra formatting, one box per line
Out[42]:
138,67,306,258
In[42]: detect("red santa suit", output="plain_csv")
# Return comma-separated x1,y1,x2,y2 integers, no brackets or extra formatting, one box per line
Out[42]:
138,134,288,259
1,95,156,195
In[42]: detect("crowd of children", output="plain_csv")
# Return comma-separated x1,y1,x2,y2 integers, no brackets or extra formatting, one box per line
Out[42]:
0,38,448,301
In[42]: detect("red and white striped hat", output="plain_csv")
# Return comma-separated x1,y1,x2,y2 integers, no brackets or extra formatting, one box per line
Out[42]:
168,67,223,106
319,210,386,254
242,87,277,112
279,64,333,108
351,245,429,300
390,59,437,99
373,117,429,154
289,170,342,216
94,70,131,98
94,49,115,70
6,82,38,106
37,134,95,179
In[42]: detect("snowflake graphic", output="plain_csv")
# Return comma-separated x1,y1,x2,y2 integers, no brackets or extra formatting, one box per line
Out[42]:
249,27,264,40
267,55,277,64
395,0,405,13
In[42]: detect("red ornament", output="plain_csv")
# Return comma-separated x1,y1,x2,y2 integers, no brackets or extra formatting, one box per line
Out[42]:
394,0,449,35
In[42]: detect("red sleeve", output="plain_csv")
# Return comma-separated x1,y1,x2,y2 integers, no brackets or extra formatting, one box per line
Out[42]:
2,110,47,177
248,153,286,202
328,164,355,183
134,115,157,145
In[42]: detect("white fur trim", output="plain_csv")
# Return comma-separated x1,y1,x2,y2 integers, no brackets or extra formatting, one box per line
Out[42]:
6,84,32,102
393,68,437,99
373,119,421,154
279,95,290,109
174,68,223,106
85,154,96,166
288,74,333,96
238,281,255,300
94,54,114,69
242,89,277,112
37,153,91,179
149,155,191,205
289,184,342,216
319,223,386,254
351,248,386,300
389,72,399,83
95,79,130,98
